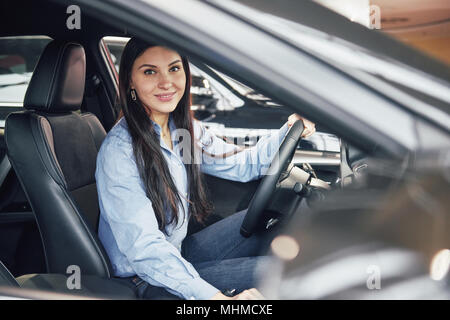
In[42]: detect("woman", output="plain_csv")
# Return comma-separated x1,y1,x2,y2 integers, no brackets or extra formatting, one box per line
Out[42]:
96,37,315,300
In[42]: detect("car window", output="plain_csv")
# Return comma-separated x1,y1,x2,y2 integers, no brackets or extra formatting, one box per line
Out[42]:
0,36,52,125
101,36,340,153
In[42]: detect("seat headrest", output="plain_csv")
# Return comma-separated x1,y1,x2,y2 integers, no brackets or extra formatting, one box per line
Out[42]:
24,40,86,112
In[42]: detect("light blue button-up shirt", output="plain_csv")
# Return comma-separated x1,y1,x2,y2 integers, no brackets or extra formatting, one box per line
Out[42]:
96,115,289,300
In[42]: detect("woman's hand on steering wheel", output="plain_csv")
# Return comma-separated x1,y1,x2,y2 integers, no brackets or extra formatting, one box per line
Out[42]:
288,114,315,138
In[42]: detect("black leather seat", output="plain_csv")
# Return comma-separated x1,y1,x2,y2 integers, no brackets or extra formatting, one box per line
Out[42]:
4,40,136,298
0,259,135,299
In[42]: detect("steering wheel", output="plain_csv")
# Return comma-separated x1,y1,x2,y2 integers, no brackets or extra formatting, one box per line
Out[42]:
240,120,304,237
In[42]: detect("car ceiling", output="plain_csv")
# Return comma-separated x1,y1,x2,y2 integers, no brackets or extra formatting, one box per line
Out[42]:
3,0,449,82
0,0,122,40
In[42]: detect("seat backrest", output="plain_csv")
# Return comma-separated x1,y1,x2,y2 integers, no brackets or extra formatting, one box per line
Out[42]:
5,40,112,278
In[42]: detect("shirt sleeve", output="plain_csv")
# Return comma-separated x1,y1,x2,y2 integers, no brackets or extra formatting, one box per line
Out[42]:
96,138,219,300
195,121,290,182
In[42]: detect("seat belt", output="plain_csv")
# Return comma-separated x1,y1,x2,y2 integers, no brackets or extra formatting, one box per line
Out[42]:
84,74,118,131
84,75,104,124
0,156,11,189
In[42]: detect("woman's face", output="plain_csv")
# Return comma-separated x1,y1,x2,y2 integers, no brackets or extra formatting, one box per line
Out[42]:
130,46,186,117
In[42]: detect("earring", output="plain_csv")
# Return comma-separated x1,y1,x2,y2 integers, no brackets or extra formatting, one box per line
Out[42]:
131,89,137,101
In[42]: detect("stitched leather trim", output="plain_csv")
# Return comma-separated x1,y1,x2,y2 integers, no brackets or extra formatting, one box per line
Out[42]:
38,116,66,184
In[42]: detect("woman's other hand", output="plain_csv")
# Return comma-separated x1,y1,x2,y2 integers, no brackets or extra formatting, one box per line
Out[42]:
210,288,266,300
232,288,266,300
287,113,316,138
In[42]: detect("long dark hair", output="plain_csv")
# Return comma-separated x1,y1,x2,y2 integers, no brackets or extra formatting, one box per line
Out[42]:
118,37,213,233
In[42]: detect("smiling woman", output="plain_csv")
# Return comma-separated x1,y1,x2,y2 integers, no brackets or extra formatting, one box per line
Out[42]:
96,37,302,300
114,38,210,232
130,46,186,124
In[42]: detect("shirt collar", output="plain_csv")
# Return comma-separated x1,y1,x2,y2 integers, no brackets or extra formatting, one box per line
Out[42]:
150,113,180,151
150,113,176,137
120,114,179,149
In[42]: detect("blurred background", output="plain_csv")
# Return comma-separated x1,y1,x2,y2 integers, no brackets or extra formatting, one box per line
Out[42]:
314,0,450,64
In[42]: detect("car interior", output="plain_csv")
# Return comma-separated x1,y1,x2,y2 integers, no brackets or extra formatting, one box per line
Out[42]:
0,0,394,299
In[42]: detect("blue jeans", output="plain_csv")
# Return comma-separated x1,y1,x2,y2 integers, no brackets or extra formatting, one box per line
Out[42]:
126,209,281,300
